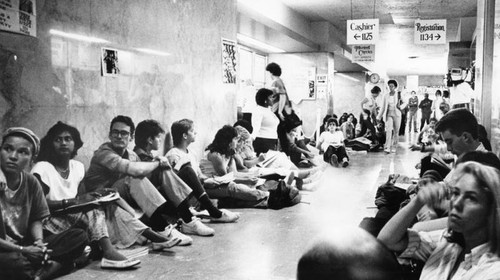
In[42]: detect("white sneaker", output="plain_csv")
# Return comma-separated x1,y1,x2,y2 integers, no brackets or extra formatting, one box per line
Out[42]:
100,258,141,269
208,209,240,223
161,224,193,246
180,217,215,236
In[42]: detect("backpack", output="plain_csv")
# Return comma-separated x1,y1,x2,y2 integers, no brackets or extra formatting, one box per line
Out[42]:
267,180,301,210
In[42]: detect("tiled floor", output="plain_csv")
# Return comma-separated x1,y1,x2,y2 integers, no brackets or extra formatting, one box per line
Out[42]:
61,134,423,280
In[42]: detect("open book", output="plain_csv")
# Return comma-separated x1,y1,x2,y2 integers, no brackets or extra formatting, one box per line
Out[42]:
430,154,451,171
53,190,120,214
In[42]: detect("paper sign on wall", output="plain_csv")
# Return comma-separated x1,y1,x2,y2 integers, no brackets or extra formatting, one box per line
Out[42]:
414,19,446,45
0,0,36,37
351,45,375,62
347,18,379,45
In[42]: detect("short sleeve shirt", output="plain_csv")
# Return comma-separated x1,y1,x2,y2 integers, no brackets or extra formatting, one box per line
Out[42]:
31,160,85,200
166,147,202,177
84,142,139,192
0,172,50,244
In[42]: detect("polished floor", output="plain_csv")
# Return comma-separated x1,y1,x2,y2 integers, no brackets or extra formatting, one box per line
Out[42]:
61,134,422,280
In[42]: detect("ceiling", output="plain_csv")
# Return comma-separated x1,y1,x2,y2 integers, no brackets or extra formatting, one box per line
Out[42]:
238,0,478,77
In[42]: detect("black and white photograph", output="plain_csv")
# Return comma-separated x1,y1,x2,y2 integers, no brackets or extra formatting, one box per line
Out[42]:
101,47,120,76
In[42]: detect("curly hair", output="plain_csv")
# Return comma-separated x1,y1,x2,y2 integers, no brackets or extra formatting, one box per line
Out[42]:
37,121,83,163
206,125,238,156
265,62,282,76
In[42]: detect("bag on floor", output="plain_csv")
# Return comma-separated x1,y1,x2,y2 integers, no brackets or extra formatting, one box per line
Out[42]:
267,180,301,210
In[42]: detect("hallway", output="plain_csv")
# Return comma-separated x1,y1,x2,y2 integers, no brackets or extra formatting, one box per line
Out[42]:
61,135,422,280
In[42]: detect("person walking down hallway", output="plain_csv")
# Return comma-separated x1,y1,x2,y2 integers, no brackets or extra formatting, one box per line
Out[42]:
407,90,419,133
266,62,289,121
419,93,433,131
377,80,401,154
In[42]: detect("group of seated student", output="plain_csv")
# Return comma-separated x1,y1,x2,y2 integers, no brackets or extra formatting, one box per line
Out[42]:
372,108,499,279
1,115,270,279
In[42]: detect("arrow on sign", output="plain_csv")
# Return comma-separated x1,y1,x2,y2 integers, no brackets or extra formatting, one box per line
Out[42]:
435,34,441,40
354,34,360,40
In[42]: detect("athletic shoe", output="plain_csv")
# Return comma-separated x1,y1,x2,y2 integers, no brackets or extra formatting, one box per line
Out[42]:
180,217,215,236
208,209,240,223
161,224,193,246
152,236,181,251
101,258,141,269
329,154,338,167
342,157,349,167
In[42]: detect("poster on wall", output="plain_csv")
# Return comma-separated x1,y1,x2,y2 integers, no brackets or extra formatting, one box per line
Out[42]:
221,38,237,84
306,67,316,99
101,48,121,77
0,0,37,37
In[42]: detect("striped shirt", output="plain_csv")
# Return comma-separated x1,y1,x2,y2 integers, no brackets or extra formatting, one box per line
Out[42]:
400,229,500,280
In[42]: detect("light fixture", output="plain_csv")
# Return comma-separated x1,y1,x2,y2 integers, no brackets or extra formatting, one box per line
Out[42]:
336,73,360,82
236,33,285,53
49,29,109,44
135,48,171,56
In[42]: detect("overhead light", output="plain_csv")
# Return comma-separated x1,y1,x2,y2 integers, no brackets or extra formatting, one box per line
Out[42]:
135,48,171,56
49,29,109,43
336,73,360,82
237,33,285,53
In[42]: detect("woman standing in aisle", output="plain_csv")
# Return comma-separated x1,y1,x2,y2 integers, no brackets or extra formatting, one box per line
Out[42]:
266,62,290,121
377,80,402,154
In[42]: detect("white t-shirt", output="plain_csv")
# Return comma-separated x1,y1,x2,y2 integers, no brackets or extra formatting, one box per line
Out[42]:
251,106,279,140
166,147,202,177
31,160,85,200
319,130,345,151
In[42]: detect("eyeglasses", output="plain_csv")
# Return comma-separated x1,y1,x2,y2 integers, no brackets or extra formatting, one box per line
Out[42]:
110,130,131,138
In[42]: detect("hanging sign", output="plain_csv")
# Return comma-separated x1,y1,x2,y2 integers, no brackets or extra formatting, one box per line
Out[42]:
351,45,375,62
414,19,446,44
347,18,379,45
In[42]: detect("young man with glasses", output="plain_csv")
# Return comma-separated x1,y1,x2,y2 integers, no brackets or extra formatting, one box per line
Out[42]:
84,116,214,240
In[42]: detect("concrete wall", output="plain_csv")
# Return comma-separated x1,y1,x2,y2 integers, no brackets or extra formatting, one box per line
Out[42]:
0,0,237,167
333,73,366,118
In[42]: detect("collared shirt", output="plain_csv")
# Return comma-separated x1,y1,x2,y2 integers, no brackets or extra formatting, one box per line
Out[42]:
84,142,139,192
400,229,500,280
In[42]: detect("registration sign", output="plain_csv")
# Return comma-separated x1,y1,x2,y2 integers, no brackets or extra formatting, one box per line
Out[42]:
414,19,446,44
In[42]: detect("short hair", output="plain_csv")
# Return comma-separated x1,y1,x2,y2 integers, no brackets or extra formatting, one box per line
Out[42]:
371,86,381,94
265,62,282,76
456,151,500,171
135,119,165,149
234,119,253,134
110,115,135,136
255,88,273,107
435,108,478,139
326,118,338,127
37,121,83,163
206,125,238,156
447,162,500,256
297,228,403,280
171,119,194,146
435,90,442,96
387,80,398,88
284,118,302,133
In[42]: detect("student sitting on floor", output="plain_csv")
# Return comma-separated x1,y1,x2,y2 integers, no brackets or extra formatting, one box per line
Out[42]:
32,122,143,269
33,123,181,262
136,119,239,223
83,115,213,238
201,125,270,208
278,117,315,168
0,127,88,280
378,161,500,279
317,118,349,167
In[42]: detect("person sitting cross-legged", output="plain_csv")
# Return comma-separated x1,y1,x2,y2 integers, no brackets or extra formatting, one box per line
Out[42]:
135,119,239,223
83,115,213,239
0,127,89,280
317,118,349,167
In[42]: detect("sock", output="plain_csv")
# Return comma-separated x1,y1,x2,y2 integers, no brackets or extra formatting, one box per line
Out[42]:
199,193,222,218
177,200,193,223
149,208,168,232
